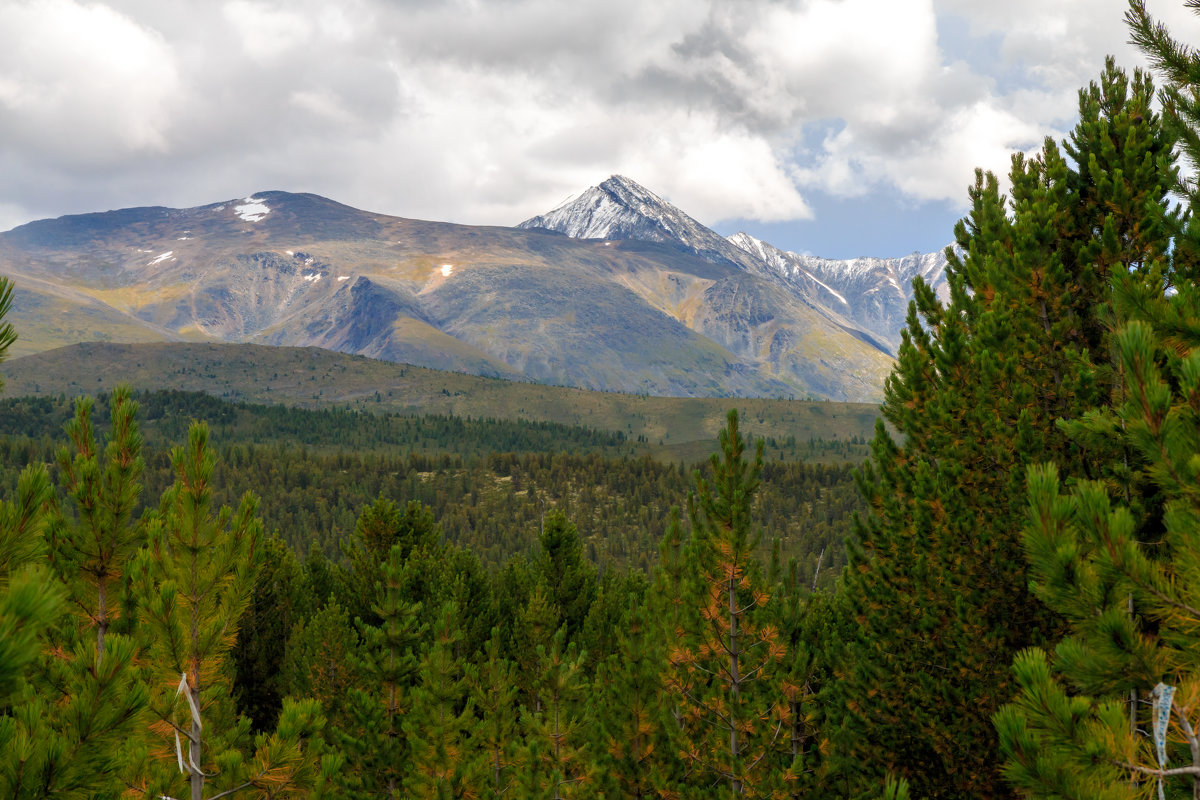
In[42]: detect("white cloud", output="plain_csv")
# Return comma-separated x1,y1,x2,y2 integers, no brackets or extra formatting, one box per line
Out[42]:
0,0,181,164
222,1,314,60
2,0,1198,234
0,203,27,237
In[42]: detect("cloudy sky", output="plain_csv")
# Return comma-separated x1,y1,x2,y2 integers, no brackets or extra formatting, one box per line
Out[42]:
2,0,1199,259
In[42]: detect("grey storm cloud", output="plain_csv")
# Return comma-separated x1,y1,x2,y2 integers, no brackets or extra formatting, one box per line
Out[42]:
2,0,1199,235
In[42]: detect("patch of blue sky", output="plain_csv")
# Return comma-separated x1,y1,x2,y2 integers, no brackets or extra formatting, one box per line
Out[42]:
715,188,962,261
936,14,1029,98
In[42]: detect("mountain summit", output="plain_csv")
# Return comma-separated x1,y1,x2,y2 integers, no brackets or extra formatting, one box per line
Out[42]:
518,175,762,270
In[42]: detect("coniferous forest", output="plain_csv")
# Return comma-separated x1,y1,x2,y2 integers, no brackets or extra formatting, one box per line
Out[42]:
5,3,1200,798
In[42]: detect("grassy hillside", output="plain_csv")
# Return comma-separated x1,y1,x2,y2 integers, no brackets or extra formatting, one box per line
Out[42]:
2,341,880,463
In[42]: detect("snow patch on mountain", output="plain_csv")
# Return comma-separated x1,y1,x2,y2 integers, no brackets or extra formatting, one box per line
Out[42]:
235,197,270,222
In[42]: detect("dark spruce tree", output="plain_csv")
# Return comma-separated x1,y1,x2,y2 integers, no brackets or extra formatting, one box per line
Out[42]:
822,59,1180,799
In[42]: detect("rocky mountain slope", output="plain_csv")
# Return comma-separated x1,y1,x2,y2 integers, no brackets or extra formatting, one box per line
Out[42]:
0,189,896,401
522,175,950,354
727,232,951,352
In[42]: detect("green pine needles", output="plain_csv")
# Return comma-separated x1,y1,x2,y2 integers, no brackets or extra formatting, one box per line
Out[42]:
825,56,1180,800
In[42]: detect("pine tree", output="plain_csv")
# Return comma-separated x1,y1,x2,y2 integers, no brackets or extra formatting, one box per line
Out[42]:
516,627,592,800
770,558,822,799
0,465,67,797
234,534,309,732
46,387,144,657
339,496,440,627
340,543,423,799
532,510,597,641
0,292,145,798
404,600,475,798
132,422,329,800
591,599,676,799
0,277,17,390
511,585,562,709
1128,0,1200,205
0,389,149,799
664,410,791,798
463,630,520,800
823,59,1179,799
993,33,1200,783
997,313,1200,797
283,600,358,731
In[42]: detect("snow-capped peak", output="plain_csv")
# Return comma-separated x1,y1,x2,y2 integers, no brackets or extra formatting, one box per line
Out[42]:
726,231,771,262
519,175,952,355
517,175,761,270
519,175,677,241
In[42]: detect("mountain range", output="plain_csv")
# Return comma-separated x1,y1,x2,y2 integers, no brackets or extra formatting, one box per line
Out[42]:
0,176,951,401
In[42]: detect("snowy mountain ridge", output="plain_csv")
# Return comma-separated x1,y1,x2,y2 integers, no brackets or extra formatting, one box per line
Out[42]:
520,175,951,353
1,188,896,401
726,231,952,351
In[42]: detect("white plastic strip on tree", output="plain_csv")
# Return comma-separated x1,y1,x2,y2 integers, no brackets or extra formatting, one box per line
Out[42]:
1153,682,1175,800
173,672,205,776
174,673,188,774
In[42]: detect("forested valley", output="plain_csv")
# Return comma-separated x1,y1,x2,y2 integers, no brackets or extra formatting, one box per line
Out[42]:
0,390,861,578
5,5,1200,799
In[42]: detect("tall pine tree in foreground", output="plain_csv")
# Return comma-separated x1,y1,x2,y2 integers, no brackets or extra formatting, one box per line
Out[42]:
995,5,1200,789
0,463,69,798
17,388,150,798
823,59,1180,799
2,385,157,797
131,422,333,800
0,278,69,795
47,387,144,657
665,410,792,799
